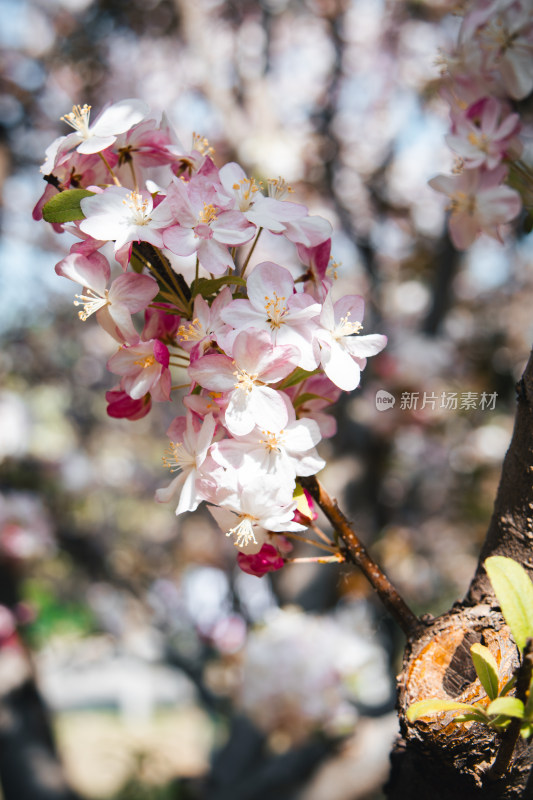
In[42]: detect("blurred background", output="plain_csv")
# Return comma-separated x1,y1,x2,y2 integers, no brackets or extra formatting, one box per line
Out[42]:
0,0,532,798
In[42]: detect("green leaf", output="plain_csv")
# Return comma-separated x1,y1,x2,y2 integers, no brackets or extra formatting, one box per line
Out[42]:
406,699,478,723
42,188,95,223
277,368,321,390
292,392,325,409
485,556,533,651
520,722,533,740
454,711,490,724
190,275,246,299
129,249,146,274
499,676,517,697
293,483,313,520
487,715,512,731
470,643,500,700
487,697,524,719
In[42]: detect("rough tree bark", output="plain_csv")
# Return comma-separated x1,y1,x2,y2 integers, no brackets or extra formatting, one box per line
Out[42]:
386,348,533,799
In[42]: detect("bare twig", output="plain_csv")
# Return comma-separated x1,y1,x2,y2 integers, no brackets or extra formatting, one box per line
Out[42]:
300,475,424,638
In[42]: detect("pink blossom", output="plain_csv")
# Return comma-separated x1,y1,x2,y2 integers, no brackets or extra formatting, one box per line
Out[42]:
79,186,174,252
58,99,149,155
183,390,227,424
282,214,333,248
188,330,299,436
177,288,233,360
55,251,159,343
260,177,332,245
461,0,533,100
108,339,172,401
446,97,521,170
285,373,341,438
429,165,522,249
217,162,310,232
237,544,284,577
314,294,387,392
106,387,152,420
155,413,216,515
34,150,113,222
211,401,325,487
208,482,305,554
221,262,321,370
292,488,318,526
163,173,255,276
115,115,175,169
166,130,215,178
142,304,181,343
298,239,333,301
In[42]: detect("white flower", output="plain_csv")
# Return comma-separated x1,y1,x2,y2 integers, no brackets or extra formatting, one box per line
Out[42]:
59,99,149,154
222,262,321,371
188,330,299,437
314,293,387,392
211,399,325,489
80,187,174,252
155,413,216,515
208,482,305,554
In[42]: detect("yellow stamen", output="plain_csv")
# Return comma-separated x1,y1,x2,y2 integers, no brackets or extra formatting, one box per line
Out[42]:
233,368,259,393
336,311,363,338
259,429,285,453
162,441,195,472
198,203,218,225
263,291,287,328
73,288,109,320
192,133,215,158
177,318,204,342
133,355,156,368
447,191,477,215
123,191,152,225
60,104,91,136
227,515,258,549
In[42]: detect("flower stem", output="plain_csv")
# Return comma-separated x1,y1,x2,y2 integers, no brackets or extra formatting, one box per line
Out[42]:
134,244,192,317
149,303,181,315
280,531,339,554
512,159,533,183
241,227,263,278
129,159,139,193
300,475,424,638
310,522,333,546
98,152,121,187
285,554,345,565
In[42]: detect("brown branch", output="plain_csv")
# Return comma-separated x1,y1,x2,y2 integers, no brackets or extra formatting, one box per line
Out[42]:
487,639,533,782
300,476,424,639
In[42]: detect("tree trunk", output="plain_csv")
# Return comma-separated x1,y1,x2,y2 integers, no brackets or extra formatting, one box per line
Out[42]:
386,350,533,798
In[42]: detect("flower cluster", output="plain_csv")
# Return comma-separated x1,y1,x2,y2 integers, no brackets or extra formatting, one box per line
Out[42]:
430,0,532,249
35,99,386,574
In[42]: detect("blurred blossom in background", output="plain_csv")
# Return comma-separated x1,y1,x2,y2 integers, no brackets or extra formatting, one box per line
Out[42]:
0,0,531,798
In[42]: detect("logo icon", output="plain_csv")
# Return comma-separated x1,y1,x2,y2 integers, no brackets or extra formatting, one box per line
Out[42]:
375,390,395,411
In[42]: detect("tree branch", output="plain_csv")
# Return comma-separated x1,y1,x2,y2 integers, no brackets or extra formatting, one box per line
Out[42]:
299,476,424,639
